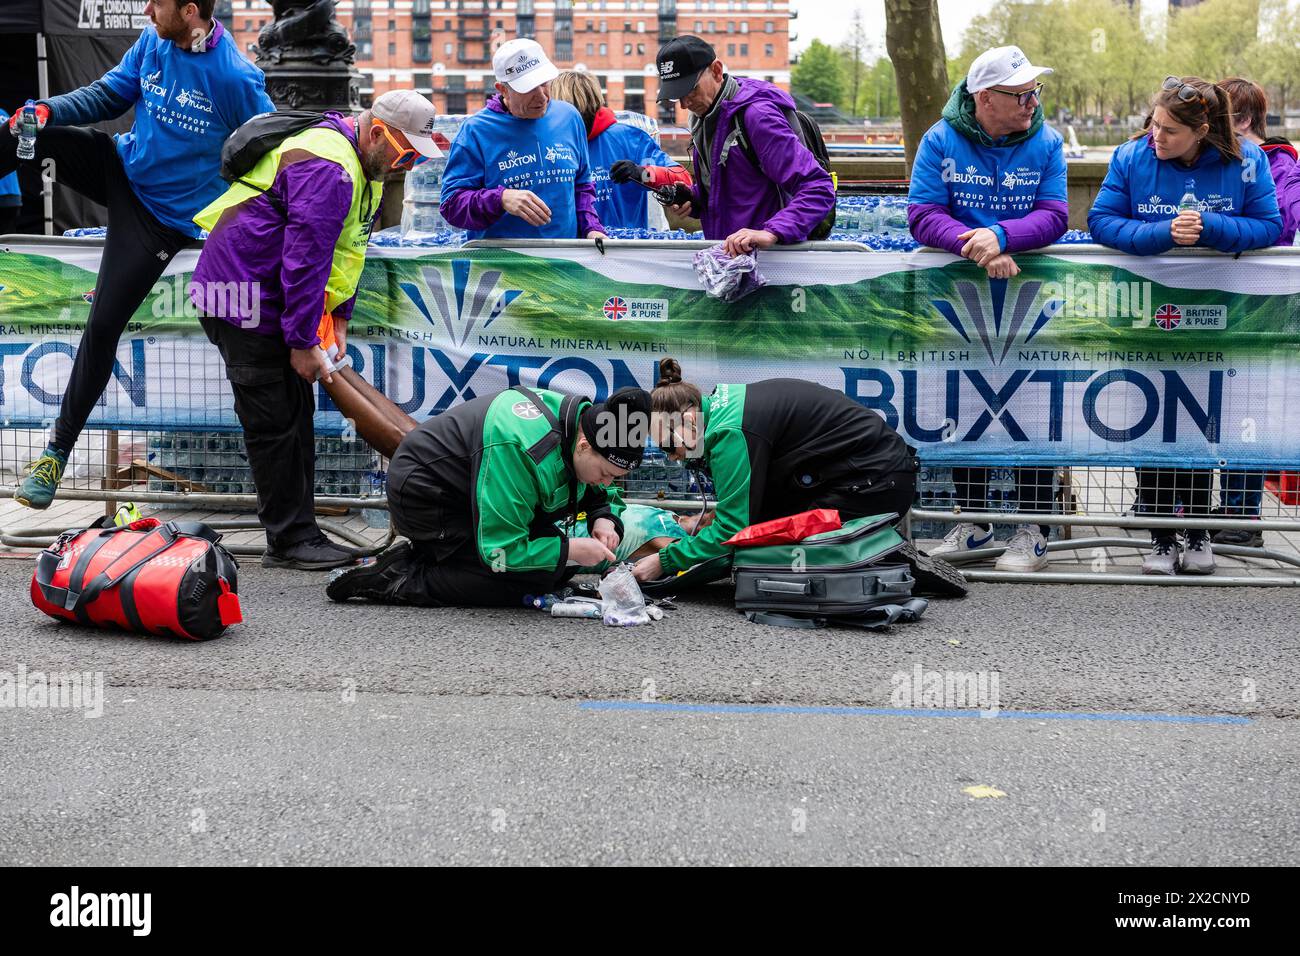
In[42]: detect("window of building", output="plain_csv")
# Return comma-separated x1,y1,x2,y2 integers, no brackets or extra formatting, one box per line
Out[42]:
556,39,573,59
694,21,702,31
388,19,396,31
726,43,734,55
413,0,431,13
358,40,373,58
599,42,607,55
637,21,645,32
244,19,252,31
706,20,714,31
413,40,431,61
637,43,645,53
726,21,734,33
624,21,631,31
518,0,535,12
586,19,594,30
445,42,453,55
739,43,747,55
587,42,594,54
764,43,773,57
624,43,632,54
625,93,645,113
764,20,774,32
388,41,397,55
599,20,607,31
517,15,535,36
444,19,451,29
740,22,748,33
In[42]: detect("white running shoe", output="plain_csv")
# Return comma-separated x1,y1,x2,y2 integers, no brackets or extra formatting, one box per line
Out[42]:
1142,536,1179,575
1179,530,1216,575
995,526,1049,572
929,522,995,558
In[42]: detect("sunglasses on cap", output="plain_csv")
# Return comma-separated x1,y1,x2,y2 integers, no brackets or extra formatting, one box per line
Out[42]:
374,118,430,171
988,83,1044,108
1162,76,1208,107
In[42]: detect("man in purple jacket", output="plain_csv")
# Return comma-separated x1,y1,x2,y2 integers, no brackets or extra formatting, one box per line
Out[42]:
655,36,834,255
190,90,442,570
908,46,1068,573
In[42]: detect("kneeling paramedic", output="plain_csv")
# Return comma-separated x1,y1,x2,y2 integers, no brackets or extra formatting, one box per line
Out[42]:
327,386,652,606
189,90,442,570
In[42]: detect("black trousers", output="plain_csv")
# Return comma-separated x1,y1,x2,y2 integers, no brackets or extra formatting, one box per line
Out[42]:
383,469,575,607
1136,466,1212,539
780,460,919,529
953,466,1054,537
0,127,192,453
200,316,321,550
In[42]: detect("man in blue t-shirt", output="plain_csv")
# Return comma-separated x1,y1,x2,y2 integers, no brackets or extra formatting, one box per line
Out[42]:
2,0,275,510
440,38,606,240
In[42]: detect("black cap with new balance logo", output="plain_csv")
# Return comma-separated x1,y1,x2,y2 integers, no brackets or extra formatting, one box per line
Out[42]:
655,35,717,102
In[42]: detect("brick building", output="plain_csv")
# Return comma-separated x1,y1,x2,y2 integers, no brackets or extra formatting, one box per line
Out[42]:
216,0,794,125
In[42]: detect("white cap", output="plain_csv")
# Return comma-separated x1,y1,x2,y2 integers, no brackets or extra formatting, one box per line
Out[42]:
372,89,443,159
493,37,559,93
966,45,1053,93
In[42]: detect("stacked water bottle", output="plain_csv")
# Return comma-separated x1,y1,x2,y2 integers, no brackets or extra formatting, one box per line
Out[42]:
399,115,467,241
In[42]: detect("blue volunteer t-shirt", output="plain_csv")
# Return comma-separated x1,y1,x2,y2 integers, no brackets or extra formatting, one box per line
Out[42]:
441,99,591,240
98,23,276,237
588,122,674,230
908,119,1068,228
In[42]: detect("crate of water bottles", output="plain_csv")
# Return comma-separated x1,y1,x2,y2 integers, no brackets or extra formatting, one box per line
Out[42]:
620,443,714,501
146,431,379,500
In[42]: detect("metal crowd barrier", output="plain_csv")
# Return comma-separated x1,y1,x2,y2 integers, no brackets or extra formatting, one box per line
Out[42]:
2,238,1298,585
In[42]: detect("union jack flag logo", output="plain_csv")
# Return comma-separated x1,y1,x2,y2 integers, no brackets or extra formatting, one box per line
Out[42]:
1154,303,1181,330
83,290,95,303
603,296,628,320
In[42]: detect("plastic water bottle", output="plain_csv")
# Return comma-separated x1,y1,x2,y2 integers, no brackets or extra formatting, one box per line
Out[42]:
1178,178,1200,213
16,100,38,161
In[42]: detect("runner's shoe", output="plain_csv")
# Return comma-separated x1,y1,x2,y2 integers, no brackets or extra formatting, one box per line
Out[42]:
14,445,68,510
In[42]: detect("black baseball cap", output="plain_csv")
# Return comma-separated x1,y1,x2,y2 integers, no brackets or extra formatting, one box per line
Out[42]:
580,387,652,471
656,35,717,103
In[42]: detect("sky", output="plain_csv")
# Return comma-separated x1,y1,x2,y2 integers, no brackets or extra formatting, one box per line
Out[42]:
790,0,1168,59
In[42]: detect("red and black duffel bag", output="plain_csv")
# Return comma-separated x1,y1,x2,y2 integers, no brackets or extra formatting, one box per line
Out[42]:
31,517,243,640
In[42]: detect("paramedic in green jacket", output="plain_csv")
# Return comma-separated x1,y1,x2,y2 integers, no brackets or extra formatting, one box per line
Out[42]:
328,386,652,606
632,358,918,583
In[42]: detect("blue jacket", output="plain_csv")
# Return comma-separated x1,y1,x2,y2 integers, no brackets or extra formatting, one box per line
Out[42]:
41,21,275,238
587,111,675,230
440,97,602,240
1088,134,1282,255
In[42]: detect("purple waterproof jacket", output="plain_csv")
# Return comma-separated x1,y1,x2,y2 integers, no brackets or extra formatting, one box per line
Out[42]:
1263,141,1300,245
685,78,835,243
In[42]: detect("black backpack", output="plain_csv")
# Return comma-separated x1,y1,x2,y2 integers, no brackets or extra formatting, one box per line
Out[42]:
219,109,324,183
736,104,836,240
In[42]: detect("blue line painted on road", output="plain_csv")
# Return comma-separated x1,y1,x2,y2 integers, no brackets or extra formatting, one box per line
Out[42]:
578,700,1252,725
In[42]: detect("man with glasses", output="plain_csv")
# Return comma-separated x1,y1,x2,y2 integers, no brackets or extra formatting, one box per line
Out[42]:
908,46,1068,574
189,90,441,570
440,38,606,240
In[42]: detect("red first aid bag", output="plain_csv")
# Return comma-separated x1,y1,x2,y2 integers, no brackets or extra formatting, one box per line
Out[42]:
31,517,243,640
723,509,842,548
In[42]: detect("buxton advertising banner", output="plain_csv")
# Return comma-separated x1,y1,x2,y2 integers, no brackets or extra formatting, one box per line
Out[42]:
1,239,1298,467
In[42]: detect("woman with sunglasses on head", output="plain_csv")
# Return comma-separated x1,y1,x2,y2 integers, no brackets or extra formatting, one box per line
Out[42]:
1088,76,1282,576
189,90,443,570
629,359,919,584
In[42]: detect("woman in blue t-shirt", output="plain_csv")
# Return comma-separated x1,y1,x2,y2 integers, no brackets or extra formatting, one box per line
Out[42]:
549,70,693,231
1089,76,1282,577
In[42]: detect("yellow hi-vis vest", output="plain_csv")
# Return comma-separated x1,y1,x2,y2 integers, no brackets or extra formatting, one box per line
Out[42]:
193,125,382,316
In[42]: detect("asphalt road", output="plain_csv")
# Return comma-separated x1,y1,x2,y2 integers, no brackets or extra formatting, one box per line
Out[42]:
2,559,1297,865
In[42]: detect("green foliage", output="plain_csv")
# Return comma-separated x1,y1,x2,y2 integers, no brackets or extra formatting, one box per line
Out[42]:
792,39,844,106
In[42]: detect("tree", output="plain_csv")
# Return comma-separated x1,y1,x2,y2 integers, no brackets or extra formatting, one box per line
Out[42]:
884,0,950,173
838,9,871,116
792,40,844,106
